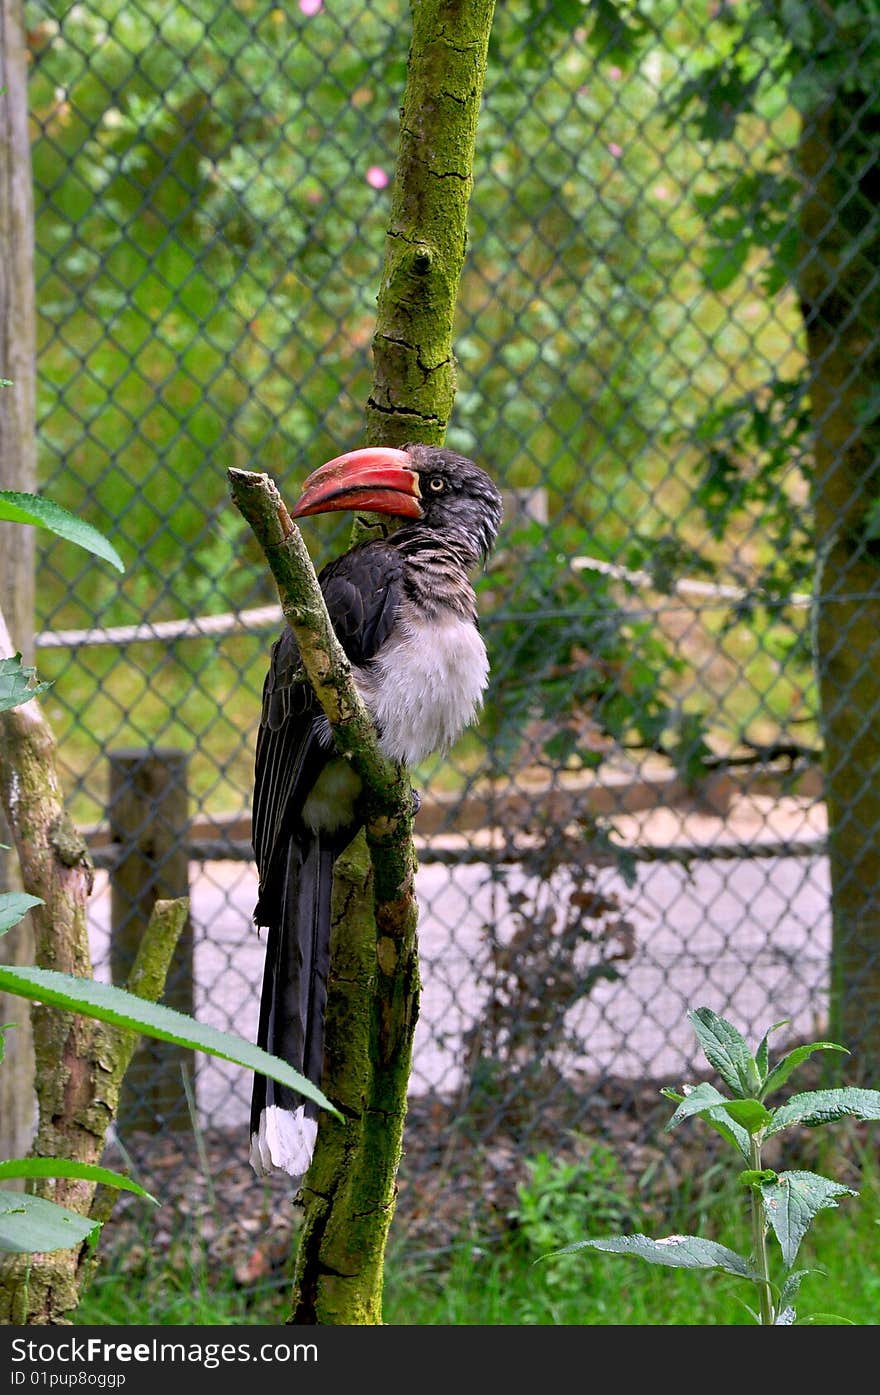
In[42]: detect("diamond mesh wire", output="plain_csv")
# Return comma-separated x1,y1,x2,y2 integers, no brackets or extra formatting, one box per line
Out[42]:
21,0,880,1241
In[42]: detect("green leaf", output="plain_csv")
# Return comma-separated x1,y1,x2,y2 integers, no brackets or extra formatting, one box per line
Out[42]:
0,655,52,713
0,893,43,936
865,498,880,542
719,1098,773,1134
583,0,648,65
766,1088,880,1136
760,1171,857,1268
798,1312,856,1325
0,1190,101,1254
0,965,341,1120
703,240,750,292
761,1042,849,1099
855,390,880,428
779,1268,819,1310
662,1083,751,1159
0,1158,157,1204
0,491,124,573
667,713,713,788
546,1233,758,1279
688,1007,760,1097
664,1080,729,1128
755,1019,789,1081
739,1168,777,1186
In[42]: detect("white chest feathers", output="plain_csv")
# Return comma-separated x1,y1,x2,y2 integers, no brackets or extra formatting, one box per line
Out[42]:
355,609,489,766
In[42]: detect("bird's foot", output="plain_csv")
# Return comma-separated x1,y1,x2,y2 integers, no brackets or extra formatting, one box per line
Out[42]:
411,787,422,818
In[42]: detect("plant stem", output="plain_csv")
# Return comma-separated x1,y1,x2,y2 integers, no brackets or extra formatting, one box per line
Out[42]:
749,1137,775,1324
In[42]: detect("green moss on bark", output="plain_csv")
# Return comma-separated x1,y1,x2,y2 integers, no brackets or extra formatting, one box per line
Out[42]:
367,1,496,448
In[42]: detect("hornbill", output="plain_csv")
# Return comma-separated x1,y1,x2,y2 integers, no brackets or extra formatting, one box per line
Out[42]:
249,442,503,1183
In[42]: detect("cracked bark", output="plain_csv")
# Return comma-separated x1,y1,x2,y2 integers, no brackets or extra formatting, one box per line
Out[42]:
366,0,497,449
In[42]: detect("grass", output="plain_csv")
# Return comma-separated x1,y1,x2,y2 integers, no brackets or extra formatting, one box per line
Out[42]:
381,1205,880,1326
76,1256,288,1328
74,1138,880,1327
382,1141,880,1326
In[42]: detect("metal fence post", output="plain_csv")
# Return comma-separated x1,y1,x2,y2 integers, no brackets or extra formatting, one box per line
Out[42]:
108,748,193,1134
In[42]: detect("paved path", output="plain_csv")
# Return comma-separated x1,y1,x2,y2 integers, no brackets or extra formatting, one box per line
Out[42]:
85,824,832,1134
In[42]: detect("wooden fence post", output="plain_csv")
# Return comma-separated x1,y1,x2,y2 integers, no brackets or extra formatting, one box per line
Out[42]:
108,749,193,1134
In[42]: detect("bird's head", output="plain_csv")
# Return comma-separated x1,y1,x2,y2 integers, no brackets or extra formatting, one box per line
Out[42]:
291,443,503,563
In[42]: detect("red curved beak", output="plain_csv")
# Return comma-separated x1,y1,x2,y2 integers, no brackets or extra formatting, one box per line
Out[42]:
291,447,423,520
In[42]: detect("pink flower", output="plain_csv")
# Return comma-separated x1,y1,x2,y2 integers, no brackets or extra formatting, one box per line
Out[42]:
299,0,323,15
607,142,623,158
607,65,623,80
366,165,389,190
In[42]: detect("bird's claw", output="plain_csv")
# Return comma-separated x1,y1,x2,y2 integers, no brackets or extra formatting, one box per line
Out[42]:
411,788,422,818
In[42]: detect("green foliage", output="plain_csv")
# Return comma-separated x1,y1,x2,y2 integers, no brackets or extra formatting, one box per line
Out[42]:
0,491,124,572
758,1171,856,1270
0,893,43,934
0,895,338,1258
693,174,801,296
0,657,52,713
542,1007,880,1324
0,1161,156,1255
655,0,880,625
0,1157,156,1199
0,486,127,714
480,522,710,779
554,1231,760,1278
503,1143,643,1319
28,0,687,614
0,1192,102,1256
516,1145,639,1255
0,962,339,1120
24,0,825,821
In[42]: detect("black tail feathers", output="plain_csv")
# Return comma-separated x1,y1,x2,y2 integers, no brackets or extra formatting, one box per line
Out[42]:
249,834,336,1184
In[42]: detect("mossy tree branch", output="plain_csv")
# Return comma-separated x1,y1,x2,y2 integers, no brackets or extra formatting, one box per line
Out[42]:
0,603,189,1324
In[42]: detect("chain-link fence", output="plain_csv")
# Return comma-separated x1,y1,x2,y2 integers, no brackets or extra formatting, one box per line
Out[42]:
20,0,880,1253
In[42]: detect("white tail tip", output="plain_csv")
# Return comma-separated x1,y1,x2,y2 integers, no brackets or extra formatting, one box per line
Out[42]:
249,1105,318,1184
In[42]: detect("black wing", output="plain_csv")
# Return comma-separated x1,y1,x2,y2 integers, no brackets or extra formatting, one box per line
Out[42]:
251,539,404,922
317,540,404,666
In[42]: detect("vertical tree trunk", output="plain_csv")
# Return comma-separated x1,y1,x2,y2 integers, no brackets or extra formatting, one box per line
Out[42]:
798,97,880,1072
0,0,37,1165
366,0,496,449
289,0,496,1324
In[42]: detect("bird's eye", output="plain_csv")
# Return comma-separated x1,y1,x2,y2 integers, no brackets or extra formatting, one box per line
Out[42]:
428,476,445,492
